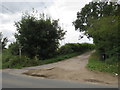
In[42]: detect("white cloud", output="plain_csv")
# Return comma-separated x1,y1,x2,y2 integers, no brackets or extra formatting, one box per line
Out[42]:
0,0,93,47
0,12,21,24
0,23,16,42
0,12,21,44
46,0,93,44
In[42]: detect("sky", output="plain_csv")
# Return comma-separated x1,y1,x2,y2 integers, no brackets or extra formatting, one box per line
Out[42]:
0,0,94,47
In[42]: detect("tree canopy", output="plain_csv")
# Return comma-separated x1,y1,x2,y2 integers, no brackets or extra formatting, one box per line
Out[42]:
88,16,119,61
15,12,66,59
73,1,119,62
73,1,119,38
0,32,8,50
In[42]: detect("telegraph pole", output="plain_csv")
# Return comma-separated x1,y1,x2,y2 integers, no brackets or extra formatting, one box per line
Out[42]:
19,45,22,59
17,40,22,59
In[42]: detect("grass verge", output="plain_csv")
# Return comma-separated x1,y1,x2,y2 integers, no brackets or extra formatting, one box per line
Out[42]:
2,52,82,69
41,52,81,64
87,52,119,74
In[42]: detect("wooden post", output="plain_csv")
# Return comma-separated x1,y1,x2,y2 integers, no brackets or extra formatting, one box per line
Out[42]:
18,42,22,59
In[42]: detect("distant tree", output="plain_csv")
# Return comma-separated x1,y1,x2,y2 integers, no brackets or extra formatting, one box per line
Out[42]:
0,32,8,50
15,12,66,59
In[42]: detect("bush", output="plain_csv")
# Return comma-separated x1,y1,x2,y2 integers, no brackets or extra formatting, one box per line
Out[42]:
8,42,19,55
41,52,81,64
2,49,40,69
105,57,118,65
58,44,74,55
2,43,95,69
58,43,95,55
81,43,95,51
87,52,119,74
15,12,66,60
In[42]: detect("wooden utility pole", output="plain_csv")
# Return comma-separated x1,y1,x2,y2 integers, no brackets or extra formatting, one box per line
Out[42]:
19,45,22,59
17,41,22,59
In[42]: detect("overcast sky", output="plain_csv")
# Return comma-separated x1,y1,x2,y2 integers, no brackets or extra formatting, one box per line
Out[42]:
0,0,93,46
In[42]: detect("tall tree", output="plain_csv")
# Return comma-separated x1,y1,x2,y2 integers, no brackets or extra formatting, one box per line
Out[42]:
88,16,119,61
73,1,119,38
73,1,119,61
15,12,66,59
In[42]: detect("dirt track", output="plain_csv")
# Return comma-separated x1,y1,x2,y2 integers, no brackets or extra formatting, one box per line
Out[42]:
23,51,118,86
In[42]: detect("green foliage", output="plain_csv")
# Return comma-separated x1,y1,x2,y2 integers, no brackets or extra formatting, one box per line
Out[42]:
74,1,119,63
0,53,2,69
87,52,119,74
2,42,94,69
41,52,81,65
2,49,81,69
105,57,118,65
8,42,19,55
73,1,119,37
88,16,119,62
2,49,40,69
0,32,8,50
58,44,74,55
58,43,95,55
15,11,66,59
80,43,95,51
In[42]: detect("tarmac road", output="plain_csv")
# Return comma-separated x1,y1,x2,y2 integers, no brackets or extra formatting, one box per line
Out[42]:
2,72,118,88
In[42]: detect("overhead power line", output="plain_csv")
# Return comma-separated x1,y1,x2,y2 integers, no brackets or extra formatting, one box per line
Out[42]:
24,0,34,9
0,4,14,13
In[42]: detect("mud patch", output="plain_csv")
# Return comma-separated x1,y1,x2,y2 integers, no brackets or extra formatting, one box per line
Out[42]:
84,79,110,84
23,72,49,78
23,67,71,78
84,79,104,83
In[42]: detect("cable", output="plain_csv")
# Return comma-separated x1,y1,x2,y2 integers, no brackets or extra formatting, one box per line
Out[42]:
24,0,34,9
0,4,14,13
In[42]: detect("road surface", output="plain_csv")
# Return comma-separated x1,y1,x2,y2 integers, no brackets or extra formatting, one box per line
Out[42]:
2,72,117,88
22,51,118,86
2,52,118,88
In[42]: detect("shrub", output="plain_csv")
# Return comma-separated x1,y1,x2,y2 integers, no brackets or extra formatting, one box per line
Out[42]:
81,43,95,51
87,52,119,74
105,57,118,65
2,49,40,68
58,43,95,55
15,12,66,60
8,42,19,56
58,44,74,55
2,43,95,69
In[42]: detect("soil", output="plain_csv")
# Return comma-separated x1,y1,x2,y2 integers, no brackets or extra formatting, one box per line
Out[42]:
22,51,118,86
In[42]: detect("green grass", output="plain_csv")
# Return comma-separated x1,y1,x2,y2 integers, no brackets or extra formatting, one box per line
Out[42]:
0,53,2,69
2,43,95,69
87,52,119,74
2,52,82,69
41,52,81,64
